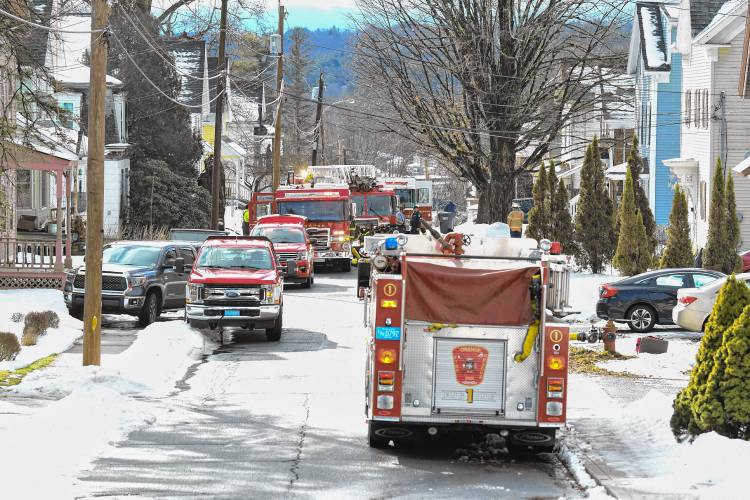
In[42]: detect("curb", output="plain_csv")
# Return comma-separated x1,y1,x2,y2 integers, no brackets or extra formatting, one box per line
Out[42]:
558,433,619,499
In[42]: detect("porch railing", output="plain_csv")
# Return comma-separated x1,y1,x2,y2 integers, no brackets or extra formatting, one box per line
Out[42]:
0,238,58,270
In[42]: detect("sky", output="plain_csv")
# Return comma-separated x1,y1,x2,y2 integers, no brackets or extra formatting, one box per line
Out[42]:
272,0,358,30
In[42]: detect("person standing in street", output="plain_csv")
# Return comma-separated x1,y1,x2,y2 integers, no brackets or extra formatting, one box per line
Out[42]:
507,203,524,238
395,205,406,231
410,208,422,234
242,208,250,236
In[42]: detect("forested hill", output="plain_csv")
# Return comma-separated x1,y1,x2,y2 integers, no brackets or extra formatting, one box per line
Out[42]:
285,27,356,98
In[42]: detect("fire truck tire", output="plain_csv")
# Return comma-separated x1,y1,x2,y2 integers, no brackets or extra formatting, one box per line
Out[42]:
367,422,389,449
266,312,283,342
357,260,372,289
508,429,557,454
339,259,351,272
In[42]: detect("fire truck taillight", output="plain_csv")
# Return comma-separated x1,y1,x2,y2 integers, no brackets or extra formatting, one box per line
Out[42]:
378,349,397,364
546,401,564,417
547,378,564,399
378,371,395,391
380,300,398,308
547,355,565,371
377,395,394,410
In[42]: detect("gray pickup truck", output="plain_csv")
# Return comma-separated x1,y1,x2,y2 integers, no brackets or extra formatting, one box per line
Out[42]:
64,240,196,325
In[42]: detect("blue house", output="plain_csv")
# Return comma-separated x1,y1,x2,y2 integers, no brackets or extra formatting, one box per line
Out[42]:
627,2,682,225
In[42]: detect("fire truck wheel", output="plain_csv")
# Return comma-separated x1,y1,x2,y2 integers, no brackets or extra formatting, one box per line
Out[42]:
339,259,351,272
508,429,557,454
266,312,283,341
367,422,389,449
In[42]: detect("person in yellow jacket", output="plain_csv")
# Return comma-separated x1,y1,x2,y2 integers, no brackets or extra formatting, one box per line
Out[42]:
242,208,250,235
507,203,524,238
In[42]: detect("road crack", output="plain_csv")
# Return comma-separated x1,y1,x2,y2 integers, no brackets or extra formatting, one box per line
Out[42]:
288,393,311,492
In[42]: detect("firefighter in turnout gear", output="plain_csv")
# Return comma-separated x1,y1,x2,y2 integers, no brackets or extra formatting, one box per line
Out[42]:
507,203,524,238
242,208,250,235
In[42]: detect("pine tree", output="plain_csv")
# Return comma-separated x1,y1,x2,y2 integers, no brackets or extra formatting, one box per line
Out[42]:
575,138,617,273
526,162,548,241
546,160,558,208
672,276,750,441
704,159,727,272
627,135,657,255
550,179,575,253
660,185,693,268
725,173,742,273
613,169,652,275
284,28,314,166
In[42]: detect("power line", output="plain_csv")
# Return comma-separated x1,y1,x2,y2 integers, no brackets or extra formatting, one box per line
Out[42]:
0,7,106,33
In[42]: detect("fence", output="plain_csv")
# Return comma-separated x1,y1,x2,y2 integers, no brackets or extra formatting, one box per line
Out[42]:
0,237,59,270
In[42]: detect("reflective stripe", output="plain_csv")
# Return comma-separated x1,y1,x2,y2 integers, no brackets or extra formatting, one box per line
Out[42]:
508,211,524,230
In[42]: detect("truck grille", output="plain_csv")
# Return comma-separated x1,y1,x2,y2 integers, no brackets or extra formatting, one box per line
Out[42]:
203,285,263,303
276,252,298,261
73,274,128,291
306,228,330,251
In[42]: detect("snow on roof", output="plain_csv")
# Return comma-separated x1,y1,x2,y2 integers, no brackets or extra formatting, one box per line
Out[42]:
733,155,750,176
52,65,122,86
164,39,207,109
53,15,121,86
637,3,670,71
694,0,746,44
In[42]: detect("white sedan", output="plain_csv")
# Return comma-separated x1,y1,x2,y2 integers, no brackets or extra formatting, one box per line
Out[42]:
673,272,750,332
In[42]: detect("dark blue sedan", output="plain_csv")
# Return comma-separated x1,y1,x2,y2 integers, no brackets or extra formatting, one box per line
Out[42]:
596,268,724,332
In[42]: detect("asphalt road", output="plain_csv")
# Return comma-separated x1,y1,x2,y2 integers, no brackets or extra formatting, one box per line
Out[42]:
76,270,580,499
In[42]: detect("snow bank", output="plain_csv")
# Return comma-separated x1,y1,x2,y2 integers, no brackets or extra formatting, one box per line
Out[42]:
563,273,617,323
598,336,698,380
454,221,511,239
15,320,208,398
568,374,750,497
558,441,615,499
0,289,83,371
224,205,244,234
1,385,153,500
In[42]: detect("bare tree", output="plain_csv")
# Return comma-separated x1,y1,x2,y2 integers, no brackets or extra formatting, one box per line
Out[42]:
354,0,629,222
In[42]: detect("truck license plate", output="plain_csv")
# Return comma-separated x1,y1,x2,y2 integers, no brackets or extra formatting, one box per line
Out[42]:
225,310,241,317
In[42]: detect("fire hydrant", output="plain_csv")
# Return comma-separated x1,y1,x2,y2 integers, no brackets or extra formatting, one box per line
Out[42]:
602,320,617,353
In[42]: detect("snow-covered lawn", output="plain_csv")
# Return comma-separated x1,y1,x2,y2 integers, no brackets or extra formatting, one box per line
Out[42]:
568,375,750,497
2,319,211,499
596,335,698,380
563,272,618,324
0,289,82,372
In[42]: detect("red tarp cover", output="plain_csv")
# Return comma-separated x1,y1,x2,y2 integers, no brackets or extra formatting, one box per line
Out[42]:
404,261,539,326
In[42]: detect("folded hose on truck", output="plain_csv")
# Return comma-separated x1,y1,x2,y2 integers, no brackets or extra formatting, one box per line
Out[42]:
426,322,458,332
514,320,540,363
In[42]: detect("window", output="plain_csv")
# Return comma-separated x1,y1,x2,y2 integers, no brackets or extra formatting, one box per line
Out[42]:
277,200,346,222
351,195,365,217
417,188,431,205
700,180,707,220
197,246,274,270
702,89,710,129
16,170,32,209
102,245,161,267
684,90,692,126
163,248,177,265
693,274,719,288
656,274,686,287
693,89,700,127
251,227,306,244
366,194,393,217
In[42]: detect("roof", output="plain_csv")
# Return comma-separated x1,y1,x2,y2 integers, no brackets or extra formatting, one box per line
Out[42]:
605,162,651,180
208,56,228,113
256,215,307,226
202,236,273,248
691,0,728,35
109,240,179,248
17,0,53,67
636,3,671,72
164,39,206,109
52,65,123,87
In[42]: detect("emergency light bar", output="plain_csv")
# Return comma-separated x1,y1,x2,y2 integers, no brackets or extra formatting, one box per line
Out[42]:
281,191,342,198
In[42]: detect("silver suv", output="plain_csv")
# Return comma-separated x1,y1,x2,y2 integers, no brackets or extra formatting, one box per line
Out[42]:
64,241,196,326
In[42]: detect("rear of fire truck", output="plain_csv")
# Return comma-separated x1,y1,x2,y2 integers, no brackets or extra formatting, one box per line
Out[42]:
361,232,572,451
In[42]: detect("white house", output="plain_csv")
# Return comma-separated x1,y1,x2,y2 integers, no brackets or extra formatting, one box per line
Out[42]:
664,0,750,251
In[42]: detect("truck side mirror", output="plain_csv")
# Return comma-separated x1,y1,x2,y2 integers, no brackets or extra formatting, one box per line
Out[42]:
174,257,185,274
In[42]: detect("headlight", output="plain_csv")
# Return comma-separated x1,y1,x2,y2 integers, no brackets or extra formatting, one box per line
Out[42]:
129,275,148,287
261,284,282,305
298,251,308,260
187,283,204,304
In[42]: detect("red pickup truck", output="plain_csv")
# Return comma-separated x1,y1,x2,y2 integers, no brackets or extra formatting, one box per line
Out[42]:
250,214,314,288
185,236,284,341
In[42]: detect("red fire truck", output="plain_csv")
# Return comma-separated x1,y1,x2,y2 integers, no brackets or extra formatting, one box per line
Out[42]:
274,186,353,271
379,177,433,222
360,229,573,451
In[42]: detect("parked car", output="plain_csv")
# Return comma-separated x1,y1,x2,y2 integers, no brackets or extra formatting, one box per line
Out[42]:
185,236,284,341
596,269,724,332
250,215,314,288
741,251,750,272
64,241,196,325
169,228,228,251
674,273,750,332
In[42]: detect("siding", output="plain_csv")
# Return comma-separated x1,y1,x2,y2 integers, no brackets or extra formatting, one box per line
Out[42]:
681,44,714,247
713,40,750,250
653,51,681,225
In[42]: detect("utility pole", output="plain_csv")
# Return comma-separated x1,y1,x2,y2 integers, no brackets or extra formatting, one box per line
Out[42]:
311,72,324,166
272,0,285,193
82,0,110,366
210,0,229,230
